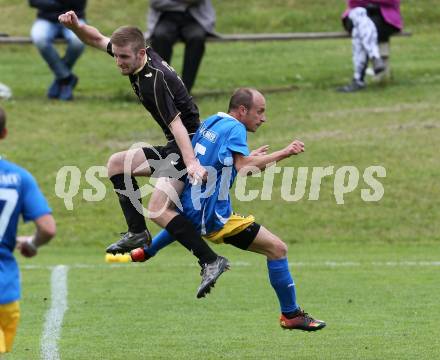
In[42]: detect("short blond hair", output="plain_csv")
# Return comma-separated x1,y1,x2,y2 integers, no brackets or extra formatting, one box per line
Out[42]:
110,26,146,53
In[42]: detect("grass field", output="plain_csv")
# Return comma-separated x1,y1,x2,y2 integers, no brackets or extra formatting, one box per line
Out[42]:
1,1,440,359
13,243,440,359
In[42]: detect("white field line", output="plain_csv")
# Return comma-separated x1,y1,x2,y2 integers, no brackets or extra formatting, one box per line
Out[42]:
40,265,69,360
22,260,440,271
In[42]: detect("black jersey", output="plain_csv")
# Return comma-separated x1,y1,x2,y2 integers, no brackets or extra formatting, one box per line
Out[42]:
107,43,200,142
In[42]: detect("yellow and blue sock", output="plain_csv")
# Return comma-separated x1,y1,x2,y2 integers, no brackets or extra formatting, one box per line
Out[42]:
267,258,299,317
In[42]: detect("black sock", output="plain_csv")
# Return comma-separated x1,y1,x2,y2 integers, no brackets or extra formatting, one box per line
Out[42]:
110,174,146,233
165,215,217,265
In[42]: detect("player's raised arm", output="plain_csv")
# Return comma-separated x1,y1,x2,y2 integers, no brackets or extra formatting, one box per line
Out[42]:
58,11,110,51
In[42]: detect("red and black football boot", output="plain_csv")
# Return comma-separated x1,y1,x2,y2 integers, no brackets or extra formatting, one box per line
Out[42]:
279,308,326,331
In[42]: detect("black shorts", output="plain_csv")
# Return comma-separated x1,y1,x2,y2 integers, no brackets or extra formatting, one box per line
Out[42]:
142,140,187,181
223,222,261,250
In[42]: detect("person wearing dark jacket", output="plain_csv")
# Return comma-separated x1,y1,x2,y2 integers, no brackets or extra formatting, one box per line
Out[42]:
29,0,87,100
147,0,215,93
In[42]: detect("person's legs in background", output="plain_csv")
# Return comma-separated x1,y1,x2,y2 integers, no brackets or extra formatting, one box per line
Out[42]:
31,19,71,99
351,26,369,85
58,21,86,100
180,13,207,93
368,10,400,79
338,7,383,92
150,12,181,65
351,8,384,73
61,22,85,70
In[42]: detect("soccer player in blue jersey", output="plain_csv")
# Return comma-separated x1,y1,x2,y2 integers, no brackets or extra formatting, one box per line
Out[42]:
0,108,56,354
131,89,326,330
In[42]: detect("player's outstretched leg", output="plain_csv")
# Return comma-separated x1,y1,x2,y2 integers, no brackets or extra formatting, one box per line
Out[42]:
267,258,326,331
248,226,326,332
149,180,230,298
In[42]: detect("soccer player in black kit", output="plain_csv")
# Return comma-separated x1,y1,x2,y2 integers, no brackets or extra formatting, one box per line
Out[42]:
59,11,228,298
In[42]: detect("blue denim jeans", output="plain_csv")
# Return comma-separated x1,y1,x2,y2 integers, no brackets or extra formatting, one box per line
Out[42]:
31,18,85,80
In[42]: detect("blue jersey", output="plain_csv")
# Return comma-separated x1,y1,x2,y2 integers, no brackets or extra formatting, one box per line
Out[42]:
0,158,51,304
180,112,249,235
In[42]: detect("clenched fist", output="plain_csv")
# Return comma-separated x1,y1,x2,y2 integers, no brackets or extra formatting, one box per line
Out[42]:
16,236,38,258
58,11,80,30
284,140,305,156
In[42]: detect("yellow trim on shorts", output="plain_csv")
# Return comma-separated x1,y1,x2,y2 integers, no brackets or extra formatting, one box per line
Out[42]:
0,301,20,353
202,214,255,244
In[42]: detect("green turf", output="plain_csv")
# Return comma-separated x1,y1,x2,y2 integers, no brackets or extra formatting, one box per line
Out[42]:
1,1,440,359
11,243,440,359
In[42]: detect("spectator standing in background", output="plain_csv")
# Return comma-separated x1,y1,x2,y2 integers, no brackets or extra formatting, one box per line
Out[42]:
29,0,87,100
147,0,216,93
338,0,402,92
